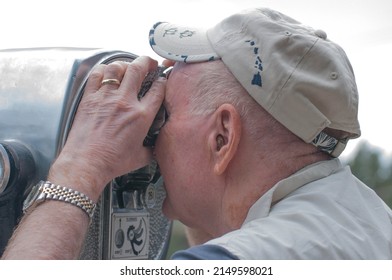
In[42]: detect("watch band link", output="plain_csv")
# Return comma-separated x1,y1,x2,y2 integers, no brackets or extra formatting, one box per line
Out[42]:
40,181,96,219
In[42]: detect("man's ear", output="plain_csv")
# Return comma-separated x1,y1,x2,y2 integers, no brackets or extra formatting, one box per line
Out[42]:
208,104,241,175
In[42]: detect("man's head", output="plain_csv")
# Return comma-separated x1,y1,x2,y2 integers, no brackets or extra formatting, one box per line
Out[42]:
150,7,361,157
150,7,361,235
154,59,330,235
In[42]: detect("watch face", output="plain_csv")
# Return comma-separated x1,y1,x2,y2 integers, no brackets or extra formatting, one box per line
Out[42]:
23,182,42,212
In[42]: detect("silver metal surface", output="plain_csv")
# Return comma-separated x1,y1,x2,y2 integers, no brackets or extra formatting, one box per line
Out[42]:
0,144,10,194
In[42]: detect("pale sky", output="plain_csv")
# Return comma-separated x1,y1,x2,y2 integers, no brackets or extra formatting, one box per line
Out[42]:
1,0,391,157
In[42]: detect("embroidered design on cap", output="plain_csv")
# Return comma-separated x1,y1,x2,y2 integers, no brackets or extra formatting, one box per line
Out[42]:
149,22,218,63
245,40,263,87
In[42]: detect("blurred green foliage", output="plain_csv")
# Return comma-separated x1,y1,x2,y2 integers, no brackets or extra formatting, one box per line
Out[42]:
165,220,189,259
346,141,392,207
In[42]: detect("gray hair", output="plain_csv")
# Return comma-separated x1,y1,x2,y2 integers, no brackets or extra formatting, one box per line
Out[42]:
188,60,279,140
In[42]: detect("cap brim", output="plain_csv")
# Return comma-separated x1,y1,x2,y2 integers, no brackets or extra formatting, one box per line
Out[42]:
149,22,220,63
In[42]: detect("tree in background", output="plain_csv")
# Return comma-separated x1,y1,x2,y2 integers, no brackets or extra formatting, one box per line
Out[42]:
346,141,392,207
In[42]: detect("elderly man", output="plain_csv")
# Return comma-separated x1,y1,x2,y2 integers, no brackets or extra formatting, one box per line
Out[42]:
2,8,392,259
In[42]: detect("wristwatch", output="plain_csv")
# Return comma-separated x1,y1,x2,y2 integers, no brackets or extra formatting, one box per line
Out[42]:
23,180,96,219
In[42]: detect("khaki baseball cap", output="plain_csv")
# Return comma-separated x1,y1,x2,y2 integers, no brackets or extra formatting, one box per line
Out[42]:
149,7,360,157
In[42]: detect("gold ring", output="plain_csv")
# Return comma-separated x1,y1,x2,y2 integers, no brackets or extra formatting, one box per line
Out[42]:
101,78,121,86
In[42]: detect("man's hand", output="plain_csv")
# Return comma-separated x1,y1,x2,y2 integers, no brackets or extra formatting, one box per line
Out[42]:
49,56,166,201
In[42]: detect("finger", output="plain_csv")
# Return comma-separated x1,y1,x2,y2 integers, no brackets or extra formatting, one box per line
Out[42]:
84,64,105,94
140,77,167,122
162,59,175,67
119,56,158,97
100,62,127,92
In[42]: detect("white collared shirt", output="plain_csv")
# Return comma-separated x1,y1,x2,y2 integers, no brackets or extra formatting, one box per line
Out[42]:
173,159,392,259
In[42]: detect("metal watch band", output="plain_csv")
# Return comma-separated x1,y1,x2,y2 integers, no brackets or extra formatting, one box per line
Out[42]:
39,181,96,219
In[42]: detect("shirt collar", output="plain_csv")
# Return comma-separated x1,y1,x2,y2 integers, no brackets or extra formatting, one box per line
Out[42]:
243,158,343,224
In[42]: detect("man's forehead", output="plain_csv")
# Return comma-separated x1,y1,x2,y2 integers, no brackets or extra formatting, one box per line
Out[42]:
167,62,201,90
164,63,192,106
165,61,211,100
172,61,196,75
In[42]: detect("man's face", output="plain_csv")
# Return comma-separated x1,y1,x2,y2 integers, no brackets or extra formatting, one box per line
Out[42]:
154,63,219,227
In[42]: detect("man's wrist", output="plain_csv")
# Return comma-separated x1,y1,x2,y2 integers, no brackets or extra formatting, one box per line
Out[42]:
48,156,108,203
